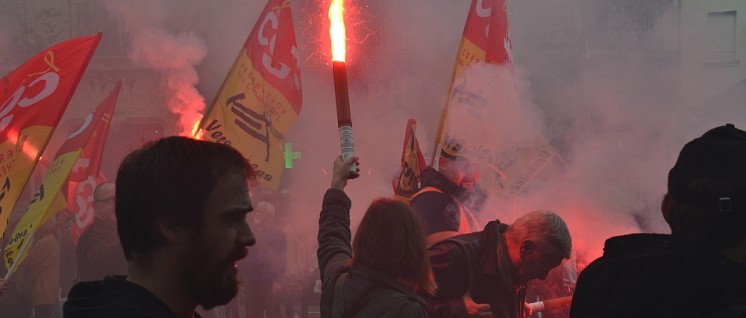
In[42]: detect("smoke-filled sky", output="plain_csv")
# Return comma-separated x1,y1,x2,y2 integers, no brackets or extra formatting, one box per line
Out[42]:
1,0,745,264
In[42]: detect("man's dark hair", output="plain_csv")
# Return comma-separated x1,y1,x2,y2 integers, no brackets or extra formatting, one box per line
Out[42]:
663,180,746,249
115,136,255,260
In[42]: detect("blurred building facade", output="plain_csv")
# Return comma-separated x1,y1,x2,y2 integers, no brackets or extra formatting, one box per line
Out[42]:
514,0,746,113
0,0,170,180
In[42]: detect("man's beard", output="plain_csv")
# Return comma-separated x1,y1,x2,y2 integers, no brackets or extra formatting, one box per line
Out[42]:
184,243,243,309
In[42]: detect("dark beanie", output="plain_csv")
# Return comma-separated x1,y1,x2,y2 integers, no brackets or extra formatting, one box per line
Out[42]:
668,123,746,213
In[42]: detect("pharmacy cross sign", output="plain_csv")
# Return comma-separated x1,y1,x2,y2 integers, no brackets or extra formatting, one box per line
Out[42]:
283,143,301,168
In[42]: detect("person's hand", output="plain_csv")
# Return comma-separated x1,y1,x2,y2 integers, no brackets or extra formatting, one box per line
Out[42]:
463,294,492,317
331,155,359,190
0,278,7,297
522,301,533,318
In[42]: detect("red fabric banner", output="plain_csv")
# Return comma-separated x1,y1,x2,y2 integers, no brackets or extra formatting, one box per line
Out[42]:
64,81,120,245
0,33,102,243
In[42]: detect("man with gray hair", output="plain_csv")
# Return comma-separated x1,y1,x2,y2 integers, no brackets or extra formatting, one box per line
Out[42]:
424,210,572,318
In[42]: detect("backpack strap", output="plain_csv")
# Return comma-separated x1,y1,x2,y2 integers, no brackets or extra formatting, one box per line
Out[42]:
332,272,349,318
413,186,442,198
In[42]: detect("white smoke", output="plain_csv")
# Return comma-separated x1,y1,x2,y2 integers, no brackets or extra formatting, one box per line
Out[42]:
104,0,207,136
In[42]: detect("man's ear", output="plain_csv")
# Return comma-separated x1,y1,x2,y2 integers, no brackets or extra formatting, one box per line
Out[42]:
661,193,672,223
520,240,537,257
158,217,186,243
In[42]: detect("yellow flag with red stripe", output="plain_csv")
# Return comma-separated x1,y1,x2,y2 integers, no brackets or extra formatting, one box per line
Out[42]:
434,0,558,204
0,34,101,247
197,0,301,191
4,81,119,270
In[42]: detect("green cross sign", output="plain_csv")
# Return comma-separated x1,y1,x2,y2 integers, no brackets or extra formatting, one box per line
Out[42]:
284,143,301,168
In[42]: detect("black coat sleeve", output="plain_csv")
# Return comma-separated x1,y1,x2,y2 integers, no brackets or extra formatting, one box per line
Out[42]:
316,188,352,286
424,241,471,318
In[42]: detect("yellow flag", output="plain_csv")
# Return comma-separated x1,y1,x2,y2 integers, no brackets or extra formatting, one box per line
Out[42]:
4,149,80,268
0,34,101,244
434,0,559,204
4,81,119,270
198,0,302,191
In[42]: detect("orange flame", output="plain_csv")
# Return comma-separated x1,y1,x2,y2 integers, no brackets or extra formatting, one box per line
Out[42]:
191,120,203,139
329,0,346,62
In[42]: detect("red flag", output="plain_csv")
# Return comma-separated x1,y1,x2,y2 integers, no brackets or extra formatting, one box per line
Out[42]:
65,82,120,245
462,0,512,65
197,0,302,191
432,1,559,205
0,34,101,242
393,119,427,199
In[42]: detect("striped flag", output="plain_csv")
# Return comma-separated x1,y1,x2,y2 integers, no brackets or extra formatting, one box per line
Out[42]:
5,80,119,270
0,34,101,246
434,0,559,204
393,119,427,200
197,0,302,191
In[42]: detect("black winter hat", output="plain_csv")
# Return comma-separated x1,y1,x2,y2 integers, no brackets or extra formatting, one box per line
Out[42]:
668,123,746,213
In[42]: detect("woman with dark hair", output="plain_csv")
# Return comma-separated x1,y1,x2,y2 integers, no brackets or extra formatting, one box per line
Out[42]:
317,156,435,318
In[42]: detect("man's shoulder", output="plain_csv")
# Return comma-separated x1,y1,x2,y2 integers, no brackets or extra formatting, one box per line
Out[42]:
428,232,481,259
65,277,178,318
574,233,746,317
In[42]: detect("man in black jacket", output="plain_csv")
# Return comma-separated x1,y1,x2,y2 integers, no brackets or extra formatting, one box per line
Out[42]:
411,141,483,247
64,136,257,318
571,124,746,317
425,210,572,318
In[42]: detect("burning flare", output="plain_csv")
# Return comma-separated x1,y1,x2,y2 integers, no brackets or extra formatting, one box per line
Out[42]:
329,0,346,62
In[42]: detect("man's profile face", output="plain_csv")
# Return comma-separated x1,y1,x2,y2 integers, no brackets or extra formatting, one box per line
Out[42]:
93,183,116,223
516,241,565,284
184,171,256,309
440,156,480,190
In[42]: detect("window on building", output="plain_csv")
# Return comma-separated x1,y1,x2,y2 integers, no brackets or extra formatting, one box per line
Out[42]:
706,11,738,64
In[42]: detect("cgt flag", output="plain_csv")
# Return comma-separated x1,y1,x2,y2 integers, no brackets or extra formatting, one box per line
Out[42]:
0,33,101,245
67,82,120,245
393,119,427,200
433,0,559,204
197,0,302,191
4,80,119,271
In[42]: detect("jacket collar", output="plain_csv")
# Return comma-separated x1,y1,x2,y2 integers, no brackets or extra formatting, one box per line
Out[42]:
420,167,465,197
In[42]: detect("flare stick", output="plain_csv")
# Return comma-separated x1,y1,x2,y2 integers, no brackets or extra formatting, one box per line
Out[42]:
527,296,573,313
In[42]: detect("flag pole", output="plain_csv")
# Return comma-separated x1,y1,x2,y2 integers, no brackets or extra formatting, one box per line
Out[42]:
430,26,471,168
4,231,34,281
194,49,245,138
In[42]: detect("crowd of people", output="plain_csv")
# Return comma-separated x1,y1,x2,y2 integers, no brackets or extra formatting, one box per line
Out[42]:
0,122,743,318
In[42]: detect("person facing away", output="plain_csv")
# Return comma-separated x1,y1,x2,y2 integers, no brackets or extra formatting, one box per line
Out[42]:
410,141,482,247
63,136,257,318
317,155,435,318
241,200,286,318
13,217,61,318
425,211,572,318
76,182,128,282
571,123,746,318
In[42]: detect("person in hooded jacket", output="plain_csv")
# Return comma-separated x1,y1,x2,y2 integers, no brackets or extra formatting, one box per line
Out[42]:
571,124,746,317
317,155,436,318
